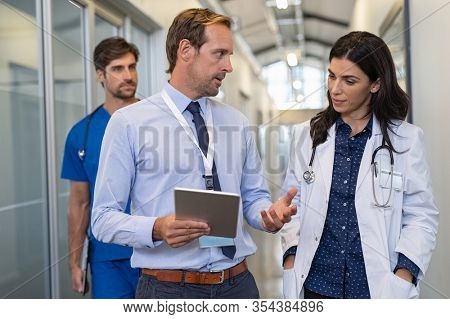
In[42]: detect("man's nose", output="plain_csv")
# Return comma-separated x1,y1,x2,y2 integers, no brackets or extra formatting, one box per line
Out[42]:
122,67,133,79
223,56,233,73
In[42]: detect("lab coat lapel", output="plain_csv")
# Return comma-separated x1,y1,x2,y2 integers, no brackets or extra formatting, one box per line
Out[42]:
316,124,336,201
356,117,382,192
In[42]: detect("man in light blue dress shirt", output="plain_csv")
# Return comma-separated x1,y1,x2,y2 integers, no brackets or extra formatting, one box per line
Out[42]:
91,8,297,299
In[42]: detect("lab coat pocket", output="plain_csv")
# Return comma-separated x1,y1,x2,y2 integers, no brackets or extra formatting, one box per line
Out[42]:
379,169,403,191
380,272,418,299
282,268,298,299
374,169,403,210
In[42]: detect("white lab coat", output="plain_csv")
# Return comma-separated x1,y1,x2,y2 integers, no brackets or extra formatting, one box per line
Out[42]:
280,117,439,299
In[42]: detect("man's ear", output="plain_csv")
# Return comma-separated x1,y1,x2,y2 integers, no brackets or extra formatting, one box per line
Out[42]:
178,39,193,62
96,69,105,88
96,69,105,83
371,78,381,93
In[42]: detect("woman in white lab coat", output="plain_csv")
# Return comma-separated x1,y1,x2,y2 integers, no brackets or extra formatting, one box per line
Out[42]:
280,31,438,299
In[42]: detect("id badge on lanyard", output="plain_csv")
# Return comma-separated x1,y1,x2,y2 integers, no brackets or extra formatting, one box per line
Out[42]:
161,90,215,190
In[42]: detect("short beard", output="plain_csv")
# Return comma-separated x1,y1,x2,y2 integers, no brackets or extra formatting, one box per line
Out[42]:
113,88,136,100
196,79,220,98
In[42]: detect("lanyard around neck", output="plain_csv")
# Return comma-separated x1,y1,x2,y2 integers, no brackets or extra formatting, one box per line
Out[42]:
161,89,215,178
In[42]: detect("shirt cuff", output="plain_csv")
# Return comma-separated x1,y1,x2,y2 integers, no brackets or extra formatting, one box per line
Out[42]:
282,245,297,265
395,253,420,285
134,216,158,248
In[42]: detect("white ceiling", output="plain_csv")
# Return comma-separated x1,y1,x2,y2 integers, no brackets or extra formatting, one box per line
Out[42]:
213,0,356,66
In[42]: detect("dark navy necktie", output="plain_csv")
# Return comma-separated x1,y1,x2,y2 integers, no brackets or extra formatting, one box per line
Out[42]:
186,101,236,259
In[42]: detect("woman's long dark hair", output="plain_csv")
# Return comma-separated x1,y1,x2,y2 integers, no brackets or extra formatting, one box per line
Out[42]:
310,31,409,151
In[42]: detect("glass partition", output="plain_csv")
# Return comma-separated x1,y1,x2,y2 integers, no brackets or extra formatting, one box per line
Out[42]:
0,0,50,298
94,15,119,106
0,0,159,298
131,23,150,98
52,0,87,298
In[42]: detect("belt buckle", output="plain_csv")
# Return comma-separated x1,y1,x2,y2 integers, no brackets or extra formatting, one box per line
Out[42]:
211,270,225,284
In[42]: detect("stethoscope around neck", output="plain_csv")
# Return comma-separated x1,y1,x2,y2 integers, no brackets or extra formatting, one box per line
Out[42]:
78,105,103,160
303,137,395,208
303,147,316,184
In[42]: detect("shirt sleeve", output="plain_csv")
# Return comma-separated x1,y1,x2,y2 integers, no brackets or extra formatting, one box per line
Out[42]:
240,121,272,231
282,245,298,265
91,111,155,249
395,253,420,285
61,126,89,182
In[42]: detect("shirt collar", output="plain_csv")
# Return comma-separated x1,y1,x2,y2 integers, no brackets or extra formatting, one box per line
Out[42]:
98,104,111,119
164,82,207,115
335,115,373,138
366,116,373,138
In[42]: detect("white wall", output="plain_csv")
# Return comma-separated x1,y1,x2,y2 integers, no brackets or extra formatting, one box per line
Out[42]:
350,0,396,32
350,0,449,298
409,0,450,298
129,0,200,30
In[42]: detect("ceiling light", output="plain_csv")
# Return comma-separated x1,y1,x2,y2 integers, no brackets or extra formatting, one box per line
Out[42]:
276,0,288,10
293,80,302,90
266,0,302,7
296,94,304,102
286,53,298,67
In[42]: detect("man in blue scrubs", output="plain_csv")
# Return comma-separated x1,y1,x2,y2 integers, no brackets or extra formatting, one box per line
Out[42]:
61,37,140,298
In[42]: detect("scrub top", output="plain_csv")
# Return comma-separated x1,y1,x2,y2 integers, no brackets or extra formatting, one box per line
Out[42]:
61,106,132,262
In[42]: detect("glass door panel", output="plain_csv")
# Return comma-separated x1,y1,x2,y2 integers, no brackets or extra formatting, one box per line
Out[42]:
52,0,87,298
0,0,49,298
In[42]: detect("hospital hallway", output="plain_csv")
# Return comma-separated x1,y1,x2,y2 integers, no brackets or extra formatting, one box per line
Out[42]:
0,0,449,299
246,229,284,298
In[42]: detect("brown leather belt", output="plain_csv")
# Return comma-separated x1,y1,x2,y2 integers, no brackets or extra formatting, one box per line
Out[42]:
142,260,247,285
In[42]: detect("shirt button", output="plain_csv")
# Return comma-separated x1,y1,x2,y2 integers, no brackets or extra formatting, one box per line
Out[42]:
350,137,355,141
343,180,348,184
346,157,351,161
343,202,347,207
301,274,305,278
315,237,318,241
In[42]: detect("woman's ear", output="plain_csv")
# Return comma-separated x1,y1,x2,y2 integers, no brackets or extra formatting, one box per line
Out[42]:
371,78,381,93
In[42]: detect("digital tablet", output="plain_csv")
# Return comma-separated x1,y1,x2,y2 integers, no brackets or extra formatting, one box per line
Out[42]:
174,187,240,238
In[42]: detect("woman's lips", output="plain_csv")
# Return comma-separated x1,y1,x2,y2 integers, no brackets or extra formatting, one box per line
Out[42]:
332,98,345,106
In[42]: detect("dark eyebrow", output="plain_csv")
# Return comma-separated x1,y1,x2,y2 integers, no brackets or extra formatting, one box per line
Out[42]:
328,68,361,80
213,48,231,54
342,75,361,80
